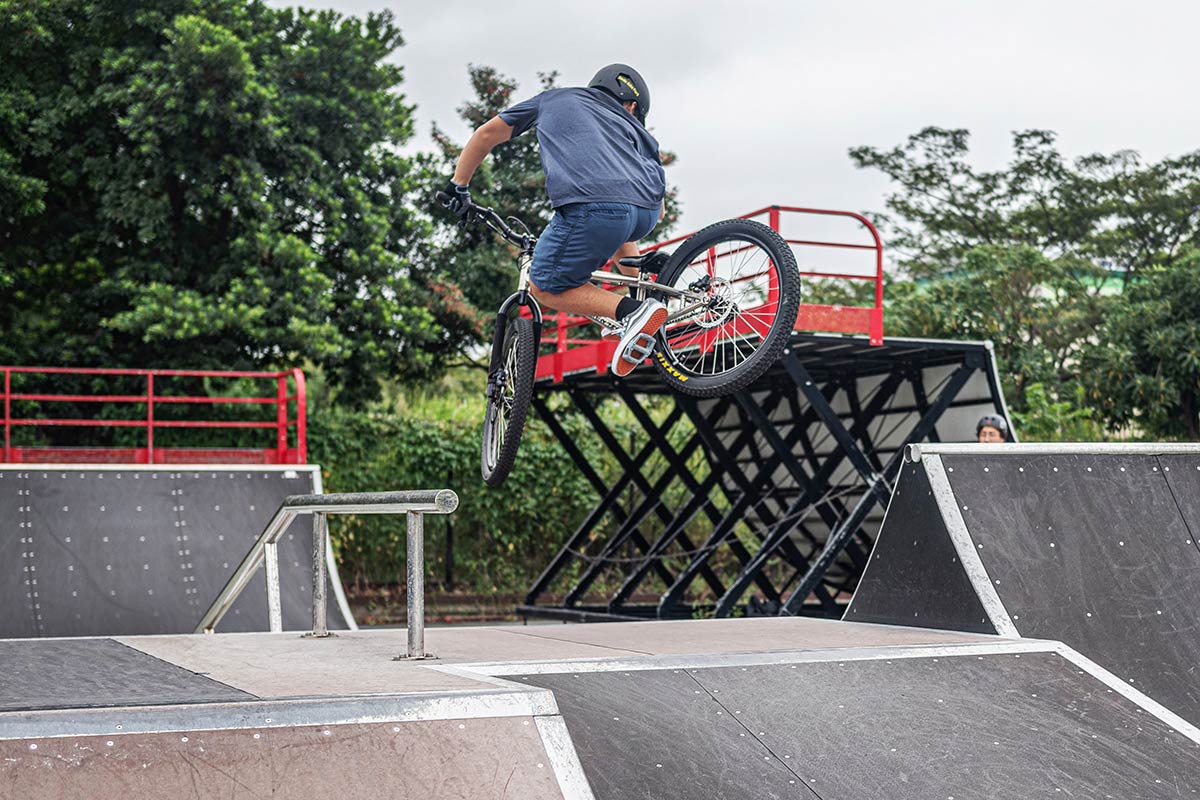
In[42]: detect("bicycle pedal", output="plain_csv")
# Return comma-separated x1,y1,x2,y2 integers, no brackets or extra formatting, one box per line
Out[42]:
622,332,657,365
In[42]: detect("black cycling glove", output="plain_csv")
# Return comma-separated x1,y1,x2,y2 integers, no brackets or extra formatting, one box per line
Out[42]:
440,179,473,219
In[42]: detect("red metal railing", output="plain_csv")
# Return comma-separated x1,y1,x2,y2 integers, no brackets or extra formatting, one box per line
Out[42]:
534,204,886,383
1,367,307,464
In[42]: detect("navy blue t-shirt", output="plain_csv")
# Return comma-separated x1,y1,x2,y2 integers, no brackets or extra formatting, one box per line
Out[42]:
499,87,666,211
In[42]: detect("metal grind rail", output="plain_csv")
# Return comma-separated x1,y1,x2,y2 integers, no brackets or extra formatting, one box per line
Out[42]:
197,489,459,659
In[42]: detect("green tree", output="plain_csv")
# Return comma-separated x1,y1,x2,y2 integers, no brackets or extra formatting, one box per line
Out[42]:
416,65,682,351
885,245,1109,411
0,1,458,404
850,127,1200,283
1082,250,1200,440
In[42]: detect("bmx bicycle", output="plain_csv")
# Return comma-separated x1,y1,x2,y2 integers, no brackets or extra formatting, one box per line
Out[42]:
443,200,801,487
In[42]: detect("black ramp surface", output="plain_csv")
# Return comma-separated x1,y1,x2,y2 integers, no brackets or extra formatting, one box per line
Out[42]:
0,638,252,712
1160,453,1200,555
179,470,344,633
943,453,1200,727
0,471,37,638
527,654,1200,800
23,470,183,636
845,459,994,633
515,669,819,800
0,467,349,638
697,652,1200,799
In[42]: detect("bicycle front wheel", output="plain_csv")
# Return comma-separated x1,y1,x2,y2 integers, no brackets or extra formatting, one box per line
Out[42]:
652,219,801,397
481,315,537,487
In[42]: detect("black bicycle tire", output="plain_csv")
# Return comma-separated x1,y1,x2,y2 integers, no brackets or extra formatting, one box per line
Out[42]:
651,219,801,397
481,316,537,487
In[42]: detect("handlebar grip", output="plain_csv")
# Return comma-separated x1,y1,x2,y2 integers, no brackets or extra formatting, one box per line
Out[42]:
435,191,450,204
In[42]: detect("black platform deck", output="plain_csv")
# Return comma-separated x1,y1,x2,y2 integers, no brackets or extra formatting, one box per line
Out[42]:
848,443,1200,728
1,466,354,637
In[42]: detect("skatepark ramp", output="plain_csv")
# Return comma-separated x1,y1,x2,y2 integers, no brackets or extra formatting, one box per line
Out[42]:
1,465,355,637
847,443,1200,727
4,618,1197,799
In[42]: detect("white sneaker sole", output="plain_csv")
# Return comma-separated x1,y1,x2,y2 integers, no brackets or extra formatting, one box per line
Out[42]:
611,304,667,377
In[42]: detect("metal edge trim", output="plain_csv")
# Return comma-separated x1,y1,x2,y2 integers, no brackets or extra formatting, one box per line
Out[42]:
1054,643,1200,747
461,639,1057,676
903,443,1200,455
922,454,1020,637
0,687,557,742
535,715,597,800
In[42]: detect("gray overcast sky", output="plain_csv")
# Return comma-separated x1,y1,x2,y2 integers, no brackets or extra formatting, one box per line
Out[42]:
277,0,1199,242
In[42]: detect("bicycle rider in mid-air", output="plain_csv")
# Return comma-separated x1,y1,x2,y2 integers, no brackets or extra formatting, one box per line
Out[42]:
441,63,668,377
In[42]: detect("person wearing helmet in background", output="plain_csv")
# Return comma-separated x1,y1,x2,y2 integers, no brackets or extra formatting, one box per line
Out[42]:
441,64,668,377
977,414,1010,443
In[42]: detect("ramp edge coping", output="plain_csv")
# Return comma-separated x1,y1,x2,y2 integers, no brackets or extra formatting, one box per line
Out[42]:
457,639,1055,676
0,685,559,741
921,453,1020,637
909,442,1200,460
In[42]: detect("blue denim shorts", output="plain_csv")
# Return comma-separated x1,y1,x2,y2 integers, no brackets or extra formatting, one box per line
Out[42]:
530,202,658,294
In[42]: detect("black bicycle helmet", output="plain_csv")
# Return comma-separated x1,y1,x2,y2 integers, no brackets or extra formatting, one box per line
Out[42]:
588,63,650,123
976,413,1009,438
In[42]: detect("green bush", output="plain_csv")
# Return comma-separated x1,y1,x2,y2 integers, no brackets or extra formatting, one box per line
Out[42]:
307,379,620,595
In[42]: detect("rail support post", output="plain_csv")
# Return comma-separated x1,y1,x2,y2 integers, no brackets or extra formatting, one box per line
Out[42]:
399,510,429,659
305,512,330,638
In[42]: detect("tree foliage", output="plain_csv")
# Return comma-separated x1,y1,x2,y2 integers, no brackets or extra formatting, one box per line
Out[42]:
1082,250,1200,440
851,127,1200,283
886,245,1108,409
856,127,1200,436
0,0,444,405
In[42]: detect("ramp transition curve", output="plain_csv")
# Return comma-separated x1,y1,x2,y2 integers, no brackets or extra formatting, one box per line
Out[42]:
847,443,1200,727
2,465,354,637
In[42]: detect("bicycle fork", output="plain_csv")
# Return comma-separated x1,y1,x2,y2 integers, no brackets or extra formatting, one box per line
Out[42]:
487,254,543,401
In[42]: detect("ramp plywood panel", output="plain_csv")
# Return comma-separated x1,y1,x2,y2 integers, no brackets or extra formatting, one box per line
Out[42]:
698,652,1200,799
844,461,994,633
518,669,818,800
23,470,183,636
0,638,251,712
0,471,38,638
0,467,349,638
943,453,1200,726
523,652,1200,800
0,717,564,800
1160,453,1200,557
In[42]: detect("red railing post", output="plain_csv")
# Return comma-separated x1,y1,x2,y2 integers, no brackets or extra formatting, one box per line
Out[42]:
3,368,10,463
276,373,288,463
146,373,155,464
291,368,307,464
768,205,781,232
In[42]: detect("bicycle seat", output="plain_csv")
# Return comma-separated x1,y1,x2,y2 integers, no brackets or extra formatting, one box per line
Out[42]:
618,251,670,271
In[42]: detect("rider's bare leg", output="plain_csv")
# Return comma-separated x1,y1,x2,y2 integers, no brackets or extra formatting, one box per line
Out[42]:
529,281,621,318
530,240,643,317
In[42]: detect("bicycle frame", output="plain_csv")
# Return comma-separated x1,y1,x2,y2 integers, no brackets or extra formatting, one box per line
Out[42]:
469,202,710,398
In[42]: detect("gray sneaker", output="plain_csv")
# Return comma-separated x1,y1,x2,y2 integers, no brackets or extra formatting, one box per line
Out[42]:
611,300,667,377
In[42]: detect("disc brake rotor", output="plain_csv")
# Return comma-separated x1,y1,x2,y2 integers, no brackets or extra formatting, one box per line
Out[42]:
692,278,736,329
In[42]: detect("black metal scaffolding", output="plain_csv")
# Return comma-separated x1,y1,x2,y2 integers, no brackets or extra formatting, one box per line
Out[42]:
520,334,1009,622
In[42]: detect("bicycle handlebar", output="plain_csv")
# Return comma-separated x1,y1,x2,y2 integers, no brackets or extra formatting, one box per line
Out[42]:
435,192,533,250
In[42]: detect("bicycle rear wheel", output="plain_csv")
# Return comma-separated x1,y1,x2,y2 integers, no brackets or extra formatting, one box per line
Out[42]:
481,316,537,487
652,219,801,397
